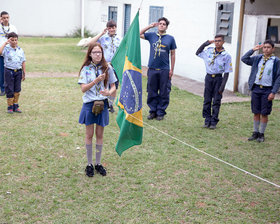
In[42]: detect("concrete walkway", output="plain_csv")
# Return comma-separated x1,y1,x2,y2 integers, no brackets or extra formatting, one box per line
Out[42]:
142,66,280,103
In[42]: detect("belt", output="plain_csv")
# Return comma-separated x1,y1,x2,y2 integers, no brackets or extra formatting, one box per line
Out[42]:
5,67,22,72
255,84,272,89
207,73,222,78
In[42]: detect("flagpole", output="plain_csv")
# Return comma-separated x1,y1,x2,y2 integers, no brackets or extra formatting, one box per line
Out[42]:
139,0,144,11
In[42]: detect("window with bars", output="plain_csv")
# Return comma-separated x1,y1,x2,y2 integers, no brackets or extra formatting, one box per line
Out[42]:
108,6,118,22
149,6,164,32
216,2,234,43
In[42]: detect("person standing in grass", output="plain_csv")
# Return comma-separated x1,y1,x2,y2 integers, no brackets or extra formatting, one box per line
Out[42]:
196,35,232,129
140,17,177,121
241,40,280,142
0,32,25,113
86,20,122,113
0,11,18,96
78,43,117,177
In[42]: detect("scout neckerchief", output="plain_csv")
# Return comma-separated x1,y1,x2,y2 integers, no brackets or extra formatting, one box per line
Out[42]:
209,48,225,65
1,23,10,37
92,63,102,95
110,34,117,54
258,54,273,80
154,32,166,59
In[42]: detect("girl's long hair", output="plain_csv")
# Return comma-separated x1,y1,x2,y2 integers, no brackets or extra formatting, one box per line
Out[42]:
79,43,109,87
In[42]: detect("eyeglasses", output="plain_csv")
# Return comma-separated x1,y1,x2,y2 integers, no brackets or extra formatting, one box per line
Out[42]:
214,40,223,42
91,51,102,55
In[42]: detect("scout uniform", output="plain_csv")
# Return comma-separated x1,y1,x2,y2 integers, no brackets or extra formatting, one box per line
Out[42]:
144,32,177,118
197,42,232,127
2,43,25,113
78,63,117,126
0,23,17,94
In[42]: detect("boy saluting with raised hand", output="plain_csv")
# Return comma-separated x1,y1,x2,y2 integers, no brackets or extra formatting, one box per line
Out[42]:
241,40,280,142
0,32,26,113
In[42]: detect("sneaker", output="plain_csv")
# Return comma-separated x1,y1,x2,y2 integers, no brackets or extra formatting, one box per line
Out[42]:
156,115,164,121
209,125,216,129
95,164,107,176
0,91,5,96
248,132,259,141
7,106,13,114
203,123,210,128
109,105,115,113
147,113,156,120
13,104,22,113
85,164,94,177
257,133,265,143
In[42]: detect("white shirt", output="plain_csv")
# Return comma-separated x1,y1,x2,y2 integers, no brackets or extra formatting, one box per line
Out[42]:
0,24,18,46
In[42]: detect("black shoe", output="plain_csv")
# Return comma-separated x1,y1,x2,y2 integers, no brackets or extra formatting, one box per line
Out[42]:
109,105,115,113
209,124,216,129
203,123,210,128
147,113,156,120
85,164,94,177
257,133,265,143
156,115,164,121
0,91,5,96
95,164,107,176
248,132,259,141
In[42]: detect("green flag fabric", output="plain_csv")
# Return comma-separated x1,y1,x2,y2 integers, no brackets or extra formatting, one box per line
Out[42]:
111,11,143,156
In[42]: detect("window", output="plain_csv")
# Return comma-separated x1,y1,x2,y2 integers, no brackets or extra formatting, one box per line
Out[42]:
108,6,117,22
149,6,164,32
124,4,131,35
216,2,234,43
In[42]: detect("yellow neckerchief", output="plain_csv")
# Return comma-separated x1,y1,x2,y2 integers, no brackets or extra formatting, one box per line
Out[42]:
259,54,274,80
1,23,10,36
91,62,102,92
154,32,167,59
209,48,225,65
110,34,117,54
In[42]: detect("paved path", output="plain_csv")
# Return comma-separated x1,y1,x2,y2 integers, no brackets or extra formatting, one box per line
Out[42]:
29,68,280,103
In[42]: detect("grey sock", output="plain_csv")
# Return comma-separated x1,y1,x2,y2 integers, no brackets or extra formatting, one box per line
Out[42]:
95,144,103,165
253,120,260,132
86,144,93,165
259,122,267,134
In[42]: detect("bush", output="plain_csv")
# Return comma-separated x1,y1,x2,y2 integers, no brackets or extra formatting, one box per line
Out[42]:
67,26,96,38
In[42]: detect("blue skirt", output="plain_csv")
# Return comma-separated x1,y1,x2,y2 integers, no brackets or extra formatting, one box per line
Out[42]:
79,101,109,127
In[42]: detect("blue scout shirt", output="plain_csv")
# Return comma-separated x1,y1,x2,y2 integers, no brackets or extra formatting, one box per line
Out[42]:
254,56,275,87
78,63,117,103
144,32,177,70
198,47,232,74
97,34,122,62
2,44,26,70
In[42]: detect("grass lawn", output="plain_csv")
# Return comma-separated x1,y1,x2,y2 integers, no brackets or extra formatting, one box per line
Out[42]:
0,37,279,223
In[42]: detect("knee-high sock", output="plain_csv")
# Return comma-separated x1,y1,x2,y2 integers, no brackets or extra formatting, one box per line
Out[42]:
7,98,14,106
259,122,267,134
13,92,20,104
95,144,103,165
86,144,93,165
253,120,260,132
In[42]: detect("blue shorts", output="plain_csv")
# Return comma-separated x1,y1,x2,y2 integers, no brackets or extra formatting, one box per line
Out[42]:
79,101,109,127
251,85,273,115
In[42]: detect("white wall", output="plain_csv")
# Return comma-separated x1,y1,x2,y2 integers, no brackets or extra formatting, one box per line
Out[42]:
139,0,242,91
1,0,81,36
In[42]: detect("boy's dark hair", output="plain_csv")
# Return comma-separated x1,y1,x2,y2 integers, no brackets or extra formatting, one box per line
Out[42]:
215,34,225,40
7,32,18,39
1,11,9,17
263,39,274,48
158,17,170,27
106,20,117,28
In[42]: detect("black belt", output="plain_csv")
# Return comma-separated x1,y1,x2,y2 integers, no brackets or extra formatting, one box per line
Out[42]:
207,73,222,78
5,67,22,72
254,84,272,89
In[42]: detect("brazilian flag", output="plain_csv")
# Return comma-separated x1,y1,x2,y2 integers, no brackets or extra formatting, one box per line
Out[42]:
111,11,143,156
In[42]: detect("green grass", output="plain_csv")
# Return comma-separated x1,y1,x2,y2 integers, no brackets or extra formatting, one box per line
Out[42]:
0,38,279,223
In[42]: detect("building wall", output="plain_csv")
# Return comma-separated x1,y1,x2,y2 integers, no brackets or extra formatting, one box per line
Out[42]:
139,0,242,91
